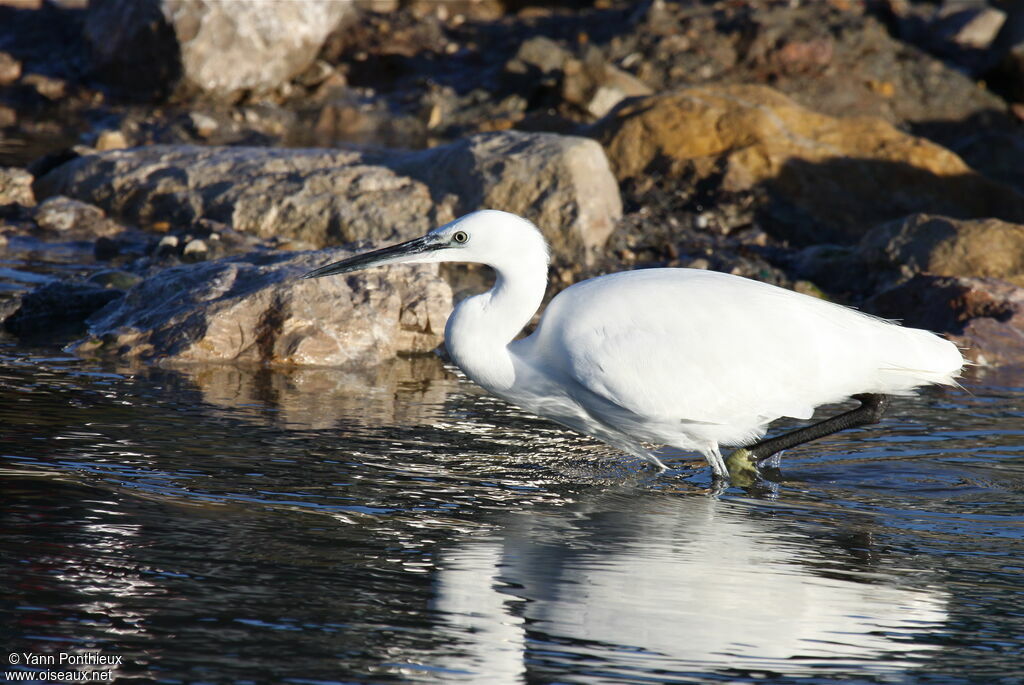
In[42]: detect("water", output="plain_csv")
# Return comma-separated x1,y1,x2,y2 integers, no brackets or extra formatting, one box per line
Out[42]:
2,338,1023,684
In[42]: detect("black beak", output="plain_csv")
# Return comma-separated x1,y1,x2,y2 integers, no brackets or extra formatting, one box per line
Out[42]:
301,234,440,280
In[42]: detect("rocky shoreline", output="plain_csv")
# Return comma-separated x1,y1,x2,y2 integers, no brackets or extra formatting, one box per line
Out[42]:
1,0,1023,368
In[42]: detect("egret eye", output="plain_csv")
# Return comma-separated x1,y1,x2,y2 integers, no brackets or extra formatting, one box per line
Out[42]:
452,230,469,244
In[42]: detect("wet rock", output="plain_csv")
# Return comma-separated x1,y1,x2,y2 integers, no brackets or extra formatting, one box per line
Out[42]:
76,248,452,367
866,274,1024,367
84,0,357,98
0,167,34,206
34,131,621,264
592,85,1024,244
3,281,124,338
859,214,1024,288
86,269,144,290
31,196,121,239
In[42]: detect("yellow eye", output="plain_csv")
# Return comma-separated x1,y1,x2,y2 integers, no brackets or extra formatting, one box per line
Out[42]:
452,230,469,244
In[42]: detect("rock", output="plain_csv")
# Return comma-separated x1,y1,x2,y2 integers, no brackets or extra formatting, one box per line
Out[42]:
35,145,442,244
993,1,1024,102
32,196,121,239
859,214,1024,288
0,167,34,206
75,248,452,367
3,281,125,338
84,0,357,98
21,73,67,100
866,275,1024,367
592,85,1024,244
563,46,654,119
34,131,622,264
392,131,621,262
181,238,208,262
504,38,652,120
86,269,144,290
0,51,21,85
949,130,1024,197
95,130,129,151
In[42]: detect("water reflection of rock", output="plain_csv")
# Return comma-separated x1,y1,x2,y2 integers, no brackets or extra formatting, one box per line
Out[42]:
428,494,948,680
177,355,458,430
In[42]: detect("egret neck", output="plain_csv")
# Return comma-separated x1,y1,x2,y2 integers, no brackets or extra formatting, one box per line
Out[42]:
444,250,548,393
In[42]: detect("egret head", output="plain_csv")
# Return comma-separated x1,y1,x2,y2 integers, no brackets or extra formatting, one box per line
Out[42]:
302,210,549,280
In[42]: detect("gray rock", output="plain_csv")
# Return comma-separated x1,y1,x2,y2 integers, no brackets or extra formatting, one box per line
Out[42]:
32,196,121,238
84,0,356,98
34,131,622,264
35,146,442,246
76,248,452,367
390,131,621,263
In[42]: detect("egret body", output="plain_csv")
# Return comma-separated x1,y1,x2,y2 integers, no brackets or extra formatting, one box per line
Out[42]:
303,210,964,480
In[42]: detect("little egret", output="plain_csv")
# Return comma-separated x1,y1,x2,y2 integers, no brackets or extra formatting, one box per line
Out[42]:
303,210,964,481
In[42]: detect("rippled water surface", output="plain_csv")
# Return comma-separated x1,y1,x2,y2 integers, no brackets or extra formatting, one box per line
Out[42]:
2,340,1023,684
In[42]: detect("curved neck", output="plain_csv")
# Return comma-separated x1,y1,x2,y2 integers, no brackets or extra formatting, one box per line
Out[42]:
444,261,547,392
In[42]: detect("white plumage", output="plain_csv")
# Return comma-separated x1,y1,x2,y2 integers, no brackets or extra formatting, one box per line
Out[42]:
304,210,964,480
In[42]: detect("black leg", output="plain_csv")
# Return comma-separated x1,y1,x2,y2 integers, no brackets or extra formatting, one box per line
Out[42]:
745,393,891,464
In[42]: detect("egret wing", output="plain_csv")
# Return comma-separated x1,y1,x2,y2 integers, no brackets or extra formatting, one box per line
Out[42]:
538,270,867,430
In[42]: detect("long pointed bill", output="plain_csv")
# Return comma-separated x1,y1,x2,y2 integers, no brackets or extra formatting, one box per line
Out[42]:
301,234,442,280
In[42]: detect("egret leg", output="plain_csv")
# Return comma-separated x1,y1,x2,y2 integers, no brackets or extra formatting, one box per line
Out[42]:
640,451,669,472
742,393,891,465
704,444,729,480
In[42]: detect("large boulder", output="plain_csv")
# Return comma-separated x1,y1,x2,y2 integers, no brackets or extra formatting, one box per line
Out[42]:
84,0,355,98
75,249,452,367
859,214,1024,289
389,131,621,261
34,131,621,264
592,85,1024,244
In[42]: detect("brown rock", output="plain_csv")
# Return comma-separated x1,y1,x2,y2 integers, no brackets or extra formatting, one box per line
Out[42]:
866,274,1024,367
859,214,1024,287
76,248,452,367
592,85,1024,243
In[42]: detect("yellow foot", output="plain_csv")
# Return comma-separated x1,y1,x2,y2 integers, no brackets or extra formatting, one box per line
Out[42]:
725,448,759,487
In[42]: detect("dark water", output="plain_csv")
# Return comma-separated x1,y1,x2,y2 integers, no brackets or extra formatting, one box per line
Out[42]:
2,337,1023,684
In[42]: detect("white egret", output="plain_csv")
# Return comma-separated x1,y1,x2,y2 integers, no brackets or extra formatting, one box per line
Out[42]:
303,210,964,481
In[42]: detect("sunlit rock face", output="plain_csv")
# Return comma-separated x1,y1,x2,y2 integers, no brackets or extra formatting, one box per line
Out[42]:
75,248,451,368
429,496,948,680
592,84,1024,245
34,131,621,266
